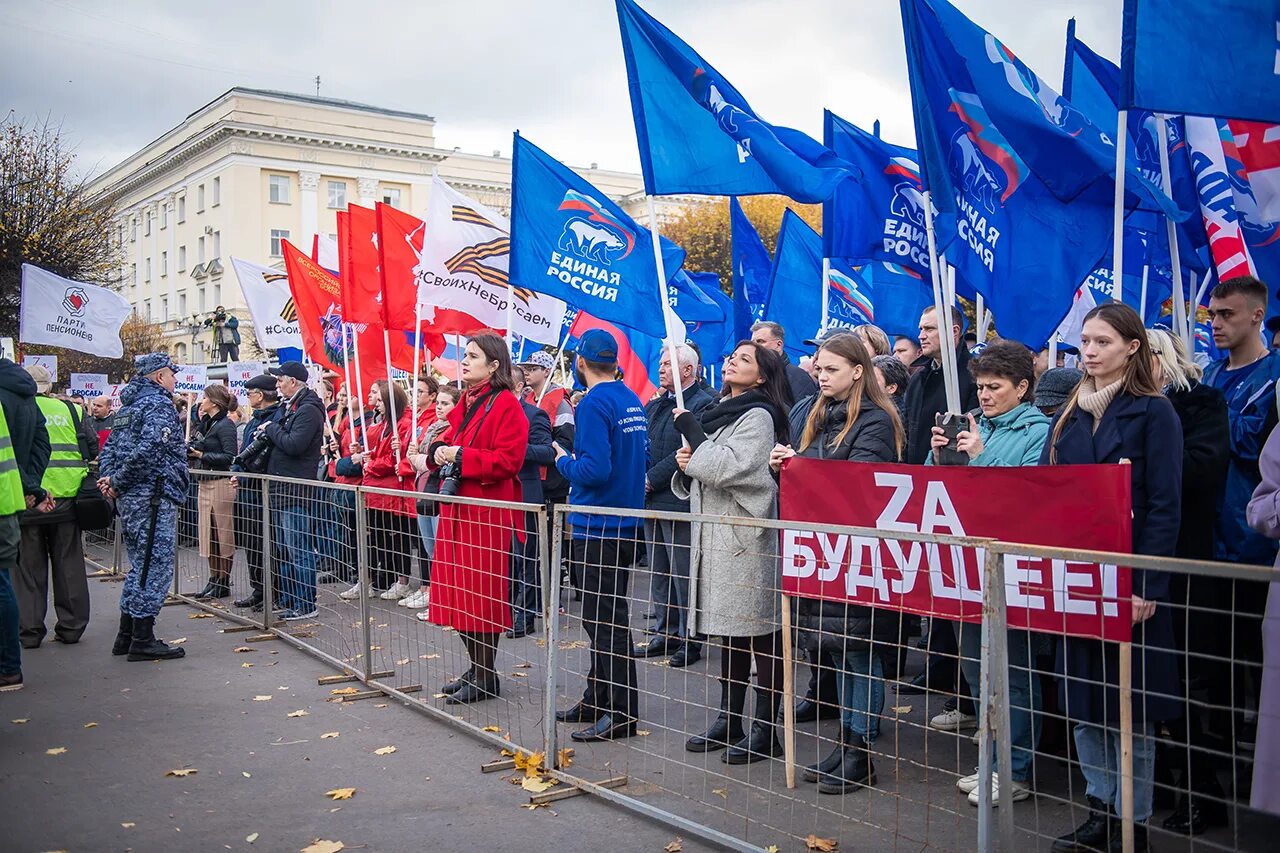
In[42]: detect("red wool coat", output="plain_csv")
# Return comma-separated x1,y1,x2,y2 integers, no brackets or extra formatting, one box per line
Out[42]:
426,387,529,633
362,412,415,516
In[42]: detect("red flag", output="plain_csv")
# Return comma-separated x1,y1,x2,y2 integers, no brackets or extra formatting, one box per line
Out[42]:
374,203,423,332
345,204,383,326
281,240,387,393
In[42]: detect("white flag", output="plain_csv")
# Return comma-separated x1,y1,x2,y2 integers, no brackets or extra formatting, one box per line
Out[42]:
231,257,302,350
417,175,567,345
19,264,131,358
313,234,340,273
1056,286,1099,351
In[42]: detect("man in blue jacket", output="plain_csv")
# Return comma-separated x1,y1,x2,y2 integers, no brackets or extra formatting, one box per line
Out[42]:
509,366,554,639
552,329,648,742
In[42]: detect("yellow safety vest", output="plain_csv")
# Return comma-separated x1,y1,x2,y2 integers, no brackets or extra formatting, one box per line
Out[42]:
0,403,25,516
36,396,88,498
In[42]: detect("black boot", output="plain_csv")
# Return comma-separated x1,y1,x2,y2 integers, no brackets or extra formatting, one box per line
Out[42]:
193,580,217,599
440,666,476,696
1163,792,1228,836
126,616,186,662
1051,796,1114,853
818,733,877,794
686,678,747,752
803,727,848,783
445,670,499,704
724,688,783,765
1108,822,1151,853
112,612,134,656
234,589,263,609
195,577,230,600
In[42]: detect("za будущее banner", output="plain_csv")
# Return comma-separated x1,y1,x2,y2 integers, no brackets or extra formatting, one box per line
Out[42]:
779,458,1134,643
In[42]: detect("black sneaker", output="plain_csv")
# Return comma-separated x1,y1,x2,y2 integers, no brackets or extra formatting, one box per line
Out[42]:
0,672,23,692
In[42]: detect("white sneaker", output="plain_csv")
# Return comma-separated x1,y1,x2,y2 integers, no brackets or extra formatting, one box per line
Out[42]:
339,582,366,600
930,708,977,731
956,769,982,794
967,776,1030,806
415,609,432,622
379,581,411,601
399,588,429,609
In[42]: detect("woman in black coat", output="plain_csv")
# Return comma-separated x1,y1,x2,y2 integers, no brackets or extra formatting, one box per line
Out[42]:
770,333,904,795
1147,329,1232,835
189,384,240,600
1042,305,1183,853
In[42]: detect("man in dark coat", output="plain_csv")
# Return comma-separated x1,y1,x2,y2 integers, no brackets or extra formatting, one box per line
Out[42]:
751,321,817,403
231,374,282,611
638,343,713,667
509,367,554,638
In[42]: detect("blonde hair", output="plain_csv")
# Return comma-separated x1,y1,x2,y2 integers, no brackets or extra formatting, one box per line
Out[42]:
1146,328,1202,393
799,334,904,457
852,324,891,356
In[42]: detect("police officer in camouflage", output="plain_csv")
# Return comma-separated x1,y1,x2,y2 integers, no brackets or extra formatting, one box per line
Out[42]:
97,353,190,662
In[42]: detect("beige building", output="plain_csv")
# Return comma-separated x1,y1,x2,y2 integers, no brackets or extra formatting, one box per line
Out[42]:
87,87,685,363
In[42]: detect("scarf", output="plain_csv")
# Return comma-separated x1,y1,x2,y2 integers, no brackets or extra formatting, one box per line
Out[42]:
1076,376,1124,433
462,379,493,410
699,388,788,442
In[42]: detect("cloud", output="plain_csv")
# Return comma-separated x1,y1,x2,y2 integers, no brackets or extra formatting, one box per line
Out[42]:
0,0,1119,179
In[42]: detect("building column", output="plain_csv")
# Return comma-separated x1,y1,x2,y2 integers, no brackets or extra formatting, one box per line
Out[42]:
357,177,378,208
299,170,320,249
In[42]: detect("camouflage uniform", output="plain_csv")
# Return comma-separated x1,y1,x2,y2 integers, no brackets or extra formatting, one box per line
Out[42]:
98,354,190,619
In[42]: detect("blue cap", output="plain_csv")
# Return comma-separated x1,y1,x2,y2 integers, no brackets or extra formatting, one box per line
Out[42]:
134,352,175,376
569,328,619,364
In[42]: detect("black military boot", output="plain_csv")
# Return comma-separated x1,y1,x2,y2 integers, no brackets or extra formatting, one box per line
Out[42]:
686,678,747,752
1051,796,1114,852
803,727,848,783
724,689,783,765
127,616,186,662
112,612,134,656
818,733,877,794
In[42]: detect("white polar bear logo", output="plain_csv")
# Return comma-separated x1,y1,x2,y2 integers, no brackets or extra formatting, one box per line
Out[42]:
559,219,626,265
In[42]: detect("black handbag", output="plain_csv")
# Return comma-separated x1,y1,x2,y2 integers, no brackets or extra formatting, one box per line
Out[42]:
63,400,114,529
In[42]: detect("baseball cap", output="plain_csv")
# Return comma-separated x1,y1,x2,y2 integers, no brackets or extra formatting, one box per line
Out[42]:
270,361,309,382
517,351,555,371
567,328,619,364
245,374,278,392
803,327,858,348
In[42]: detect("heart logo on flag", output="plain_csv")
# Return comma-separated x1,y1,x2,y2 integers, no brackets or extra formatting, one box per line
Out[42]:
62,286,88,316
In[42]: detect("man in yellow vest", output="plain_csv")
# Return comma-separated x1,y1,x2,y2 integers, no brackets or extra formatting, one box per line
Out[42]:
16,365,99,648
0,356,52,691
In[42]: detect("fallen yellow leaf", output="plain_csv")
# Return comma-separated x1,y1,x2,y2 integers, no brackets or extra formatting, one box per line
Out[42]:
711,788,727,799
765,847,780,853
170,637,187,645
891,705,912,715
636,730,651,736
329,687,359,696
556,748,574,768
520,802,549,810
481,725,501,733
11,718,28,724
665,840,684,853
369,645,381,651
233,646,255,653
245,832,259,843
188,612,213,619
805,835,839,852
419,653,440,659
121,823,135,829
242,772,251,778
46,747,67,756
515,662,532,669
165,768,197,777
432,693,447,699
300,841,344,853
241,662,254,668
287,710,310,718
510,672,528,678
253,695,272,702
395,658,410,666
513,750,545,778
373,746,396,756
520,776,557,793
83,722,98,728
320,732,340,739
325,788,356,800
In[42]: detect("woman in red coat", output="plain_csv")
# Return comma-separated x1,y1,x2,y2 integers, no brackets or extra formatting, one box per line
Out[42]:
426,332,529,704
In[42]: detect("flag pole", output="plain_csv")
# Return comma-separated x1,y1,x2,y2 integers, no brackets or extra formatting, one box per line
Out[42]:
1138,265,1150,324
537,325,571,406
381,328,401,465
975,294,988,341
1154,115,1189,348
646,195,685,411
340,325,359,454
820,257,831,334
1190,272,1211,343
1112,110,1128,329
350,324,372,455
409,301,424,436
923,191,960,414
455,333,464,389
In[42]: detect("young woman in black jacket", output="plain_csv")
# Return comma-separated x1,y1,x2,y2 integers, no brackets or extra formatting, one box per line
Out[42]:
770,332,904,794
190,384,239,600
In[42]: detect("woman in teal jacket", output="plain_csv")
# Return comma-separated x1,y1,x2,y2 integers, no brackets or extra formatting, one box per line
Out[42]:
928,340,1053,807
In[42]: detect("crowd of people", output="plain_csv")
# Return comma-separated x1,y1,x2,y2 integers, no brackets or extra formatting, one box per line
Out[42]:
5,275,1280,852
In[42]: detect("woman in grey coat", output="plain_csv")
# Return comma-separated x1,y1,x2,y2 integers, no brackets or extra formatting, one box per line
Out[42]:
1245,422,1280,819
672,340,793,764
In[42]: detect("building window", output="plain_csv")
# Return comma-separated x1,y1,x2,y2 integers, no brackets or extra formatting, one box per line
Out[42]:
382,187,401,208
212,177,221,206
144,211,151,237
161,296,168,321
177,196,186,223
160,207,167,230
270,229,290,257
178,292,187,316
327,180,347,209
269,175,290,204
213,282,221,305
144,300,152,320
176,342,187,361
197,184,205,212
160,251,167,277
130,218,137,243
131,262,137,284
212,230,221,259
198,286,206,314
198,236,206,264
178,245,186,272
144,257,151,281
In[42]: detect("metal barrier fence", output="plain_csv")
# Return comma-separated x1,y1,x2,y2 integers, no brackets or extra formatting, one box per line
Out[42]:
101,469,1278,852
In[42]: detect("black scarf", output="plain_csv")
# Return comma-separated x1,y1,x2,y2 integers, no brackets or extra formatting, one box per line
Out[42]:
699,389,788,443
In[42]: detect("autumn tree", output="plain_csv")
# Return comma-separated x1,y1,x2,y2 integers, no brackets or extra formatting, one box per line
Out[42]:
1,115,122,341
661,195,820,292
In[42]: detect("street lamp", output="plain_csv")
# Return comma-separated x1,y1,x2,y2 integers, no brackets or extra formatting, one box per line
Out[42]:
184,314,203,364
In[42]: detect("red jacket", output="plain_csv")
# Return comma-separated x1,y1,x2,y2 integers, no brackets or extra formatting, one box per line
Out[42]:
363,411,415,516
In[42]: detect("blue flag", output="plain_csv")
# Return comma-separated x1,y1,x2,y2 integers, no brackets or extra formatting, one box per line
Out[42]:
823,111,956,278
854,261,938,339
682,272,736,363
730,197,771,341
900,0,1173,347
762,209,823,360
509,133,685,338
668,268,724,323
615,0,858,202
1121,0,1280,124
825,259,876,332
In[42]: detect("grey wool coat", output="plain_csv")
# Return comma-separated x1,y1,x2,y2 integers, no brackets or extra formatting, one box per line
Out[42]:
671,407,780,638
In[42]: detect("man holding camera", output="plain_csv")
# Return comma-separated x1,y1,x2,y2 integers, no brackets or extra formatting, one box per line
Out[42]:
205,306,241,363
230,374,282,611
259,362,324,620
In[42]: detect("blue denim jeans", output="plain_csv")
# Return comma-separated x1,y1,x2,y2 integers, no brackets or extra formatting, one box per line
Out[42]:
838,644,884,743
956,622,1042,783
417,514,438,572
274,501,317,612
0,567,20,677
1073,722,1157,821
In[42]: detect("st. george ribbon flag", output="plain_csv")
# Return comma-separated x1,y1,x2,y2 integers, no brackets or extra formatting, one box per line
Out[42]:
508,132,684,339
1121,0,1280,124
614,0,858,203
19,264,132,358
231,257,303,350
730,198,771,342
899,0,1181,348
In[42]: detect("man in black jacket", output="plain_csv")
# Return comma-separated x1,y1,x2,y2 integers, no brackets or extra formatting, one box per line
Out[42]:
262,362,325,620
231,374,282,611
638,344,713,667
751,321,816,403
0,358,51,691
509,367,555,638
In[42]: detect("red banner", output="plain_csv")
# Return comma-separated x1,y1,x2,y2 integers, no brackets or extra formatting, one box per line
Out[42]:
779,458,1133,642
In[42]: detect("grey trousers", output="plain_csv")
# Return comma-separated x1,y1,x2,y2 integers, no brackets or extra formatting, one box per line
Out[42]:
17,506,89,645
645,516,692,639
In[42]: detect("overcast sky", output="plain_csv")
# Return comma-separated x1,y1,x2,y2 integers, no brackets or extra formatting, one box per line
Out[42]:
0,0,1120,180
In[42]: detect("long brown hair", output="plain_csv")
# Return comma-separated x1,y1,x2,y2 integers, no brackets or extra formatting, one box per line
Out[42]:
202,383,237,415
372,380,408,423
468,331,516,392
1048,302,1160,462
799,333,904,458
